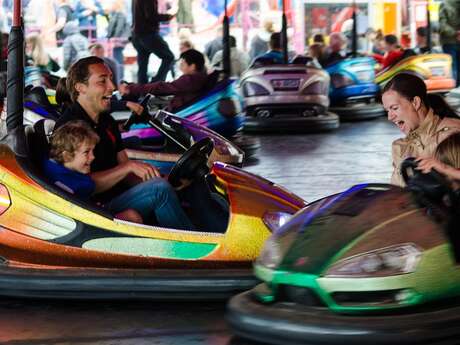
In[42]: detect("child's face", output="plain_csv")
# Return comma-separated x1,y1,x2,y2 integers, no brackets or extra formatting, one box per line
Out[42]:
64,141,96,174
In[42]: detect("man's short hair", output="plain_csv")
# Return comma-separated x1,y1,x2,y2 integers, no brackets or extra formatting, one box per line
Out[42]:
384,34,398,46
416,26,427,38
269,32,282,50
49,120,99,164
88,42,104,52
229,35,236,48
66,56,106,102
313,33,325,44
179,49,205,71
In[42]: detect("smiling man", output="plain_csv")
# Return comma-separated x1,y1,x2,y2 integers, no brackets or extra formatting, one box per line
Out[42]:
54,56,194,230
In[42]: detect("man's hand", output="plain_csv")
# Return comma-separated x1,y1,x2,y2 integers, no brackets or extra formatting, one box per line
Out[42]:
118,82,130,96
126,101,144,116
123,161,161,181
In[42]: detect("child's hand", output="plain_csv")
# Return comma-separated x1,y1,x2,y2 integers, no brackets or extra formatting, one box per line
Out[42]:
415,157,447,174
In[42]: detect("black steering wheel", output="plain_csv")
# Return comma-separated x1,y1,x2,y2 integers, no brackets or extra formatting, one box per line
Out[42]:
122,94,152,131
400,157,451,203
168,138,214,187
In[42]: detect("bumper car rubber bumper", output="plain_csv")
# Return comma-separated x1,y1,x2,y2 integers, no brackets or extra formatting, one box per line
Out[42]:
0,264,257,300
329,102,386,122
226,288,460,345
243,112,340,133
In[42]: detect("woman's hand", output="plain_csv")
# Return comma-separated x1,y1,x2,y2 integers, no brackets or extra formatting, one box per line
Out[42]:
415,157,447,174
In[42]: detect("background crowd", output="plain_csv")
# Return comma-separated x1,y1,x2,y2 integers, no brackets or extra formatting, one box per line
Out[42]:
1,0,460,88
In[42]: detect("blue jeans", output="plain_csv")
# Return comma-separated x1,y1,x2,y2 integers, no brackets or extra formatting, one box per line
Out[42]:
131,32,175,84
106,178,194,230
443,44,460,86
112,46,125,81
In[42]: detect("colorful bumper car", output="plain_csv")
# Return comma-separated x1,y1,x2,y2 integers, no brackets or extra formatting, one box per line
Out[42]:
326,57,385,121
375,53,456,94
240,57,340,133
444,87,460,110
227,159,460,344
2,87,245,171
0,23,307,297
116,72,260,158
0,11,308,298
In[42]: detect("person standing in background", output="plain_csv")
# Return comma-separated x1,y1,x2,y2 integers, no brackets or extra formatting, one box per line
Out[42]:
46,0,74,47
106,0,130,81
439,0,460,86
74,0,103,41
62,21,89,71
131,0,175,84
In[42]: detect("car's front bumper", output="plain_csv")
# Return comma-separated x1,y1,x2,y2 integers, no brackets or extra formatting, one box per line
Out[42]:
0,263,257,300
227,287,460,345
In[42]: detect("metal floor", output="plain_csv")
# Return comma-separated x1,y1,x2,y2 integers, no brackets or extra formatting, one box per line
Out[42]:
0,116,401,345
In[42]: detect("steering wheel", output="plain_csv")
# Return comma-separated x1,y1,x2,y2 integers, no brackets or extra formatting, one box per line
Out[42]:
168,138,214,187
122,94,151,131
400,157,451,202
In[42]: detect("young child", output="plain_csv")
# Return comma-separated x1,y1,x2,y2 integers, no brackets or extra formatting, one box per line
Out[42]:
416,132,460,186
44,120,142,223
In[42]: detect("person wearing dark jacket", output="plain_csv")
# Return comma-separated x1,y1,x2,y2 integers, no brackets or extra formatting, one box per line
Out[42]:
106,0,130,80
119,49,208,112
131,0,175,84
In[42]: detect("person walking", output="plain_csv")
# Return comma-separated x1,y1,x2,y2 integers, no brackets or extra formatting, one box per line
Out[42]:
131,0,175,84
106,0,130,81
439,0,460,86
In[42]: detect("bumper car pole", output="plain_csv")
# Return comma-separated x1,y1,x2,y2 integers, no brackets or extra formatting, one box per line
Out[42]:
281,0,288,65
5,0,27,157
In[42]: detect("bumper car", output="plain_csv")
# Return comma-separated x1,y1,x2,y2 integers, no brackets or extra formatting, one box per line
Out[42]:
240,57,340,133
375,53,456,94
1,86,245,171
444,87,460,110
116,72,260,158
0,16,307,298
326,57,385,121
227,159,460,344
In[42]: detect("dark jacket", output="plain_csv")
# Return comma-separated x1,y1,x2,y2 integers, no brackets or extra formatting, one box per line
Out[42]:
107,11,130,40
131,0,171,35
127,71,209,111
439,0,460,45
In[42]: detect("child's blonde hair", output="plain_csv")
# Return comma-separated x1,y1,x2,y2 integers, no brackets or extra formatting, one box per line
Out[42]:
435,133,460,169
49,121,99,164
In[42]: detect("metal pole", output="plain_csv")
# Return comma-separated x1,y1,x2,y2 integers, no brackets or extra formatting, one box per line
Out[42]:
7,0,25,135
222,0,231,78
281,0,288,64
426,1,432,53
351,1,357,57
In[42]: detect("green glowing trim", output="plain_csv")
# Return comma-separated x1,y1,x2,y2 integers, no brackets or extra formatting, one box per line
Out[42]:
83,237,217,260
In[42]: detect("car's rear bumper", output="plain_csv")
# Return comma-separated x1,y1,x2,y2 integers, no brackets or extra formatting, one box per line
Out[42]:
0,263,257,300
227,288,460,345
243,111,339,133
329,101,386,121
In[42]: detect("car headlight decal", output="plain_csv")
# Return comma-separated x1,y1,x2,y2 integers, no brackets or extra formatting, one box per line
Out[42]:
257,236,282,269
324,243,422,278
331,73,354,89
0,184,11,215
262,211,292,233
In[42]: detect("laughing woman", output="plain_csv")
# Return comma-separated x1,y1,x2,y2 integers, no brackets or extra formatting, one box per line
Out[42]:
381,73,460,186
